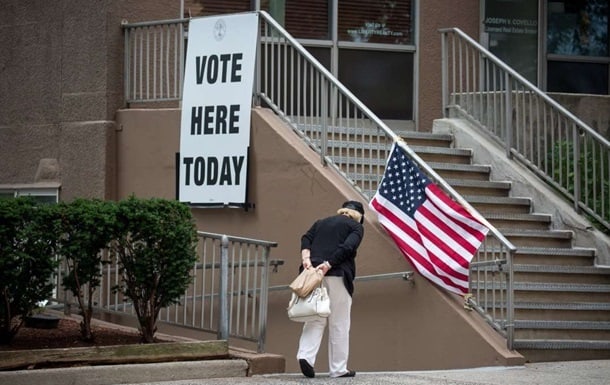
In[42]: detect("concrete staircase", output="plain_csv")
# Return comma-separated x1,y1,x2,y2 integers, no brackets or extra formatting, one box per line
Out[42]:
319,125,610,362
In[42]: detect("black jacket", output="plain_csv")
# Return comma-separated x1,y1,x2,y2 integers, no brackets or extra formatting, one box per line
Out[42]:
300,214,364,296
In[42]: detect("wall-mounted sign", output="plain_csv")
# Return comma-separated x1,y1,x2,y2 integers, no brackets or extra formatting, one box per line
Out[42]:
178,12,258,206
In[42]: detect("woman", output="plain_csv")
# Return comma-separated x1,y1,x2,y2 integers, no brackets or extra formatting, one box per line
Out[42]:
296,200,365,378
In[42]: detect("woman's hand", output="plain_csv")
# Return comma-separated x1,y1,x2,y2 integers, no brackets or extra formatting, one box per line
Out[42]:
301,249,312,269
302,257,312,269
316,261,331,275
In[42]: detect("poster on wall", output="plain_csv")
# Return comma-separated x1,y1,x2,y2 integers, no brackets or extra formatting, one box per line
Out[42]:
178,12,258,206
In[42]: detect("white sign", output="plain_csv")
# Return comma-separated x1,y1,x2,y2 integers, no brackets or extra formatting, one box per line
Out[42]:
179,13,258,205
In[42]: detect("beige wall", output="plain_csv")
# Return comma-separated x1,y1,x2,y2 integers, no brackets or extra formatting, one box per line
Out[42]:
115,107,523,371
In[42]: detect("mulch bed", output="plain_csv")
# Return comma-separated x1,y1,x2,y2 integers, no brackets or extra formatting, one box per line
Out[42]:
1,317,147,352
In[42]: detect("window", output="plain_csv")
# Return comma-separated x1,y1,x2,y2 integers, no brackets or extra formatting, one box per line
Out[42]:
547,0,608,57
338,49,414,119
338,0,413,45
484,0,539,84
546,0,609,94
262,0,330,40
547,61,609,93
195,0,252,16
0,184,60,204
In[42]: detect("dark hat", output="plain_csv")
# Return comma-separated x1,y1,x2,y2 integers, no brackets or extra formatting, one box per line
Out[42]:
342,200,364,215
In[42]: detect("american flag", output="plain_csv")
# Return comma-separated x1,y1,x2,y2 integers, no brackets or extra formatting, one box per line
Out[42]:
369,143,489,295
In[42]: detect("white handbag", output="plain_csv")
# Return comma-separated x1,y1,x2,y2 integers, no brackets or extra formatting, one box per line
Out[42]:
287,286,331,322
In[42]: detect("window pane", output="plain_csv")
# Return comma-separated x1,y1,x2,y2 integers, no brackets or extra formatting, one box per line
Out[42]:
194,0,252,16
547,61,609,94
261,0,330,39
547,0,609,57
338,0,414,45
338,49,413,119
484,0,539,84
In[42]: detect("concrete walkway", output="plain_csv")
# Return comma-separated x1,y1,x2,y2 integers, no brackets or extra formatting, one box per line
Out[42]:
1,358,608,385
121,359,609,385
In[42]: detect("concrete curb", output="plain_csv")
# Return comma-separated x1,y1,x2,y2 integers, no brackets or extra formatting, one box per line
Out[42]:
0,359,249,385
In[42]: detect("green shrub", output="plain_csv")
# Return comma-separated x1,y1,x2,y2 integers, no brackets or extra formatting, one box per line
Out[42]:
547,140,610,234
112,197,198,343
57,199,118,341
0,198,60,344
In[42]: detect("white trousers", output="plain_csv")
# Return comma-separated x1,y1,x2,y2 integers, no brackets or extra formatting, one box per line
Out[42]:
296,276,352,377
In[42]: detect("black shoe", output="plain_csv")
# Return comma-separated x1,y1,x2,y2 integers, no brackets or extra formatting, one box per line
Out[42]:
299,359,315,378
339,370,356,377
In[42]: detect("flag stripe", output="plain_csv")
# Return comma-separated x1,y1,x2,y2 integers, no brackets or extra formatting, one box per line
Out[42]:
427,184,488,244
371,195,469,294
417,202,473,269
368,143,489,296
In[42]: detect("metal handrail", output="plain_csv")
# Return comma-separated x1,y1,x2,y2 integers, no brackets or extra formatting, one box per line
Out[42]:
440,27,610,232
269,271,415,293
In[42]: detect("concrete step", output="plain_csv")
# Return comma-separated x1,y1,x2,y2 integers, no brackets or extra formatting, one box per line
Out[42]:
465,195,533,214
516,302,610,322
515,282,610,303
329,146,473,170
510,247,596,266
514,320,610,340
499,229,574,248
484,213,552,231
479,301,610,322
471,282,610,303
413,146,473,164
514,342,610,362
294,123,454,147
446,179,512,197
429,162,491,181
346,163,491,186
513,264,610,285
399,131,454,147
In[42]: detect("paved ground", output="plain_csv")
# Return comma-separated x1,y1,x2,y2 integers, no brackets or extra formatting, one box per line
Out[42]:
120,359,610,385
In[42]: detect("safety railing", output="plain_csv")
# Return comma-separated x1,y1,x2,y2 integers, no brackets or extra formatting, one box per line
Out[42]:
52,231,279,353
440,27,610,233
123,18,186,104
121,12,518,349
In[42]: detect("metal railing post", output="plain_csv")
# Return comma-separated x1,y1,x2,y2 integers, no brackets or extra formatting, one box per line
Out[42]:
321,78,328,165
441,32,448,118
505,249,515,350
218,235,229,341
504,73,513,158
573,125,581,213
256,246,271,353
123,21,131,105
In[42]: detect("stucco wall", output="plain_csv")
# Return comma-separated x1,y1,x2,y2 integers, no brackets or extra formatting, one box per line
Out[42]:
115,107,523,371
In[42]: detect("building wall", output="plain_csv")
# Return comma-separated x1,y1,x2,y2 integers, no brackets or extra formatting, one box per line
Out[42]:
417,0,480,130
0,0,179,200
